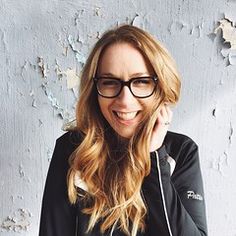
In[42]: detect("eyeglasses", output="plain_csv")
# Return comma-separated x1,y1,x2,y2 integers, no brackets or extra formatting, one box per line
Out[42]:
93,76,158,98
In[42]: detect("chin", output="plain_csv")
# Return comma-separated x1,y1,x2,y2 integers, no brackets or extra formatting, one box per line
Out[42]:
114,129,134,139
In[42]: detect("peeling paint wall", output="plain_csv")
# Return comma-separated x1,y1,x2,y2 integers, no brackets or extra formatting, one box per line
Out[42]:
0,1,236,235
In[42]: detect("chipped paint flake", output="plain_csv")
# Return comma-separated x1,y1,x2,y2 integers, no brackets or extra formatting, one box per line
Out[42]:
41,83,60,109
31,99,37,108
197,23,204,38
0,28,7,52
55,61,63,80
211,152,228,176
212,108,216,117
29,90,34,97
94,7,102,17
131,13,144,28
20,61,28,78
228,50,236,65
10,195,24,204
176,21,188,31
131,13,139,25
18,164,25,178
62,119,77,131
62,46,69,56
37,57,48,78
215,19,236,48
74,10,85,26
190,25,194,35
47,149,52,162
214,16,236,65
1,209,31,232
68,35,86,65
38,119,43,126
54,62,80,96
229,122,233,144
41,82,73,120
29,89,37,108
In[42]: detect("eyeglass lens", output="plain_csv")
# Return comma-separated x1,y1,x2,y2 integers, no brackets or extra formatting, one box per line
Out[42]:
96,77,156,98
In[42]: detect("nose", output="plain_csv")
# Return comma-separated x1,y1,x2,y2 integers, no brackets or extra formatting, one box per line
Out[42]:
116,85,135,104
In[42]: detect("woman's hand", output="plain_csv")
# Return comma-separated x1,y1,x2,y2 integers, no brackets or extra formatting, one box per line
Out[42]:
150,105,173,152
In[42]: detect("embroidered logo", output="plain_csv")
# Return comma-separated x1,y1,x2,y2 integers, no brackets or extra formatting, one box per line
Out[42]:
187,191,203,201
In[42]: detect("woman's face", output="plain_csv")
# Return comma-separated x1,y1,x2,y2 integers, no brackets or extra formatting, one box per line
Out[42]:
97,42,156,138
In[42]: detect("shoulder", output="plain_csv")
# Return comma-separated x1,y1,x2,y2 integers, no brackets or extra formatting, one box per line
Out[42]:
53,130,83,157
56,130,83,146
164,131,198,147
164,131,199,162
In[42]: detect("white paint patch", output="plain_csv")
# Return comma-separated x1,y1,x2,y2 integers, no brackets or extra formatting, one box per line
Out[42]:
64,68,80,96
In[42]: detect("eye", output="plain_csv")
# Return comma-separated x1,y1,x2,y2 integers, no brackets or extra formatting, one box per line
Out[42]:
132,78,152,86
99,78,120,87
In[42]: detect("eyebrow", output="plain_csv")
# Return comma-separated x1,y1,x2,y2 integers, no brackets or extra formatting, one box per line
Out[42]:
99,72,151,77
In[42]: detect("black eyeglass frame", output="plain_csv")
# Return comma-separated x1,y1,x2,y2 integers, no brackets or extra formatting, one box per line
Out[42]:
93,76,158,98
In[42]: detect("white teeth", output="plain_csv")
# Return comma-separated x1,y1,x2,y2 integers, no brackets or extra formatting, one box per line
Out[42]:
115,111,138,120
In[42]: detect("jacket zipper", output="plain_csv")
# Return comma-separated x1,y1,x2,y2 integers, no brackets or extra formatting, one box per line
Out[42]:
154,151,173,236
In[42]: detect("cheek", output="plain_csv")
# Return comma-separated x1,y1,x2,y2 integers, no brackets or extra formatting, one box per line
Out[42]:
139,96,157,117
98,97,111,118
140,97,154,110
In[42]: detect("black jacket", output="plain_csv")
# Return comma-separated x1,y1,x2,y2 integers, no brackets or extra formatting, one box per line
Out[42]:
39,131,207,236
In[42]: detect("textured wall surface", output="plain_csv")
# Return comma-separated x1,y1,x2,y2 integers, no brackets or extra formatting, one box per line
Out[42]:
0,0,236,235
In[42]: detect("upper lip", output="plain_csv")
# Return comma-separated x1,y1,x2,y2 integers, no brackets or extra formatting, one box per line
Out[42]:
113,110,140,113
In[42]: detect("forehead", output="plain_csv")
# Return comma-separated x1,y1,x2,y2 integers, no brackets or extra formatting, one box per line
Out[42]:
97,42,153,76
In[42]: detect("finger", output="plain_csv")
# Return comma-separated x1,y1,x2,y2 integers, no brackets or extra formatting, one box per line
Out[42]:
157,105,171,127
159,106,169,126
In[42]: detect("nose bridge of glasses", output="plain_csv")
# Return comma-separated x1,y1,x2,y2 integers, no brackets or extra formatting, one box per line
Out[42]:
118,80,134,97
119,80,133,94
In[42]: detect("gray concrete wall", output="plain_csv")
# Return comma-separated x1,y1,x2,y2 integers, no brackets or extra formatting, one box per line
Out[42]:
0,0,236,235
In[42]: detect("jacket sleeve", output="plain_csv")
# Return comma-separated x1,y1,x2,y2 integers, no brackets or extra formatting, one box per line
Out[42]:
156,140,208,236
39,137,77,236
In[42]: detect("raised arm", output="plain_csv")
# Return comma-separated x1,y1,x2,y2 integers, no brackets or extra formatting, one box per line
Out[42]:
143,137,208,236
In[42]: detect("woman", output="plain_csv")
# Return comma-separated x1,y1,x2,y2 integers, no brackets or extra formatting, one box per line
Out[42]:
39,25,207,236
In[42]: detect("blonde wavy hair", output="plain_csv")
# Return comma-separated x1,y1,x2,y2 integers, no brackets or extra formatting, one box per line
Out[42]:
67,24,181,236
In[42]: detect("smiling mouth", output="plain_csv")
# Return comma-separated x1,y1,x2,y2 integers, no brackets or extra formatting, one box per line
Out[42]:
113,111,139,121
